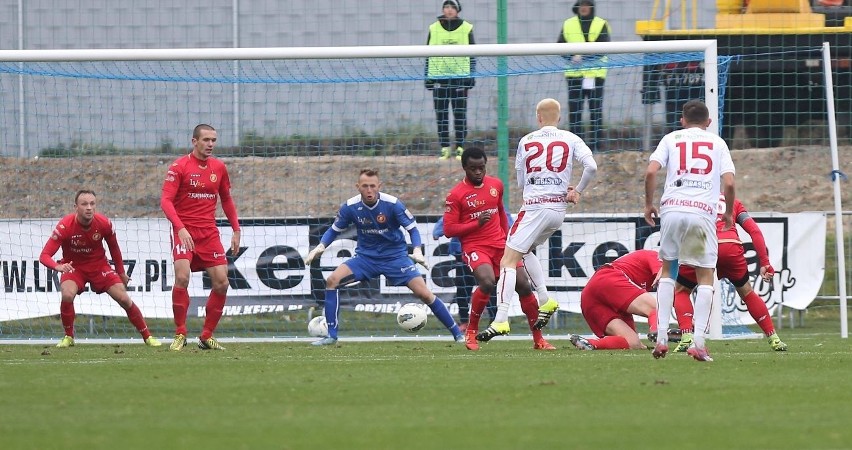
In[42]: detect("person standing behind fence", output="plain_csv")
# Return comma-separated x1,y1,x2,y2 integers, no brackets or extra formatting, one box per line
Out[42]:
425,0,476,161
559,0,611,153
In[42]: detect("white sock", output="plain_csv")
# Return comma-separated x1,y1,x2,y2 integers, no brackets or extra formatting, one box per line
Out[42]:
692,285,714,349
521,253,549,306
656,278,675,346
494,267,516,323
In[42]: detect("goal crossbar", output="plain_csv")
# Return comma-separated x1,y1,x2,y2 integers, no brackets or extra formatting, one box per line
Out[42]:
0,41,718,61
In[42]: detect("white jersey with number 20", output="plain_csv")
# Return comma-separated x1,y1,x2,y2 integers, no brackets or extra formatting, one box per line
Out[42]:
650,126,735,218
515,125,593,212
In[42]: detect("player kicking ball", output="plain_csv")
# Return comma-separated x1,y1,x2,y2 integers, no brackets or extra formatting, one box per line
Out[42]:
304,168,465,346
442,147,555,350
39,190,161,348
477,98,597,343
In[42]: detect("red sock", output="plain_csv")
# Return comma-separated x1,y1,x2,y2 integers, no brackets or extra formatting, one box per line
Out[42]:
647,309,658,335
467,289,490,333
743,291,775,336
201,291,227,340
60,302,75,337
124,302,151,340
172,287,190,336
674,289,695,333
588,335,630,350
519,294,543,343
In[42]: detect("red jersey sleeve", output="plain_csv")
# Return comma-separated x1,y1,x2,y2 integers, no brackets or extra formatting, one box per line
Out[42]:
161,160,184,230
218,166,240,232
101,216,126,276
735,201,770,266
442,185,479,238
39,225,63,270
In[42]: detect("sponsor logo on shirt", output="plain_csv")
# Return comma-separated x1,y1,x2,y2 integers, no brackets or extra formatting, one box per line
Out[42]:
188,193,216,200
528,177,563,186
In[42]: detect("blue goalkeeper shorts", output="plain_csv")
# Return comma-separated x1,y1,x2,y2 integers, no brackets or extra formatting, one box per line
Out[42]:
343,253,422,286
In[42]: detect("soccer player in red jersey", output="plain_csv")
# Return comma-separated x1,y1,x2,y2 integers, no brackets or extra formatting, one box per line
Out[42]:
570,249,660,351
39,190,161,348
673,195,787,352
161,124,240,351
443,147,556,351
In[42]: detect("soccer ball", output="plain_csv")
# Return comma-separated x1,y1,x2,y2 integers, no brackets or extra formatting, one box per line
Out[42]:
396,303,428,333
307,315,328,337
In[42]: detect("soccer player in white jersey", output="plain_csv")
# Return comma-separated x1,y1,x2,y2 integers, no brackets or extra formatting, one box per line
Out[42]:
477,98,597,342
644,99,736,362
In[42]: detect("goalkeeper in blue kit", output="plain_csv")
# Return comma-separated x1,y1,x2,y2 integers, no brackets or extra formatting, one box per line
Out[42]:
304,168,465,346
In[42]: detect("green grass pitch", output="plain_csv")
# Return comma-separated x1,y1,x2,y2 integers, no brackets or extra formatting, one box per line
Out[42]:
1,308,850,450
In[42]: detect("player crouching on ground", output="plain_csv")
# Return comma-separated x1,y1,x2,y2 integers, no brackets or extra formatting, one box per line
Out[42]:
570,249,659,351
40,190,161,348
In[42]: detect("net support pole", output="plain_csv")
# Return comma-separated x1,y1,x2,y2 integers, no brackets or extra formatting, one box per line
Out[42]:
17,0,25,157
232,0,240,148
497,0,510,207
822,42,848,338
705,40,723,340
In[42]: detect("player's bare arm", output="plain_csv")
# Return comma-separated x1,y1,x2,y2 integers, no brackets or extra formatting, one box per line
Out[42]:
643,161,662,226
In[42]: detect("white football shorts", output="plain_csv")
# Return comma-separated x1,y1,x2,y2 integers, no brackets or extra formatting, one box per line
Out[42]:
658,210,718,268
505,207,564,254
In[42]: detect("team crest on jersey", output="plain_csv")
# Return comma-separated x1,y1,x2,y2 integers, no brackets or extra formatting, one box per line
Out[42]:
210,173,217,182
490,187,498,197
92,232,101,241
376,213,387,224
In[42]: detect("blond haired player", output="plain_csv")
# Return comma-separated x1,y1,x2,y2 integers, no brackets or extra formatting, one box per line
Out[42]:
477,98,597,342
644,99,735,362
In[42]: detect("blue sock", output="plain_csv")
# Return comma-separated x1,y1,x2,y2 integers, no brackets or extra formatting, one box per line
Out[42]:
324,289,339,339
428,297,461,338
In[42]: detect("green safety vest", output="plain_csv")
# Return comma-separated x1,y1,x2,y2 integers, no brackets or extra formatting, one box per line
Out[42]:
562,16,608,79
427,21,472,78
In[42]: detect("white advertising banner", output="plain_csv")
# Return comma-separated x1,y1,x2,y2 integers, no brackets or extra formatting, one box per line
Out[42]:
0,213,825,322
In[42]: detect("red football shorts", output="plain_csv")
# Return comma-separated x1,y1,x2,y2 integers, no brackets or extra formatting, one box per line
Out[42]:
172,225,227,272
580,266,642,338
61,261,123,295
462,244,504,278
678,242,748,285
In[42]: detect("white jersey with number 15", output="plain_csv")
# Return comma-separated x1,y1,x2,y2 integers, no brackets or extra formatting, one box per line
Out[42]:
650,126,735,217
515,125,593,211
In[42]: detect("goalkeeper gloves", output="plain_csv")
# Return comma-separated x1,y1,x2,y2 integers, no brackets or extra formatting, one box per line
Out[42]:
304,243,326,265
411,247,429,270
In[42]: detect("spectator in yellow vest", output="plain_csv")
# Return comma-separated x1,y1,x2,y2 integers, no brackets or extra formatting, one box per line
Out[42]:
559,0,611,152
425,0,476,160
